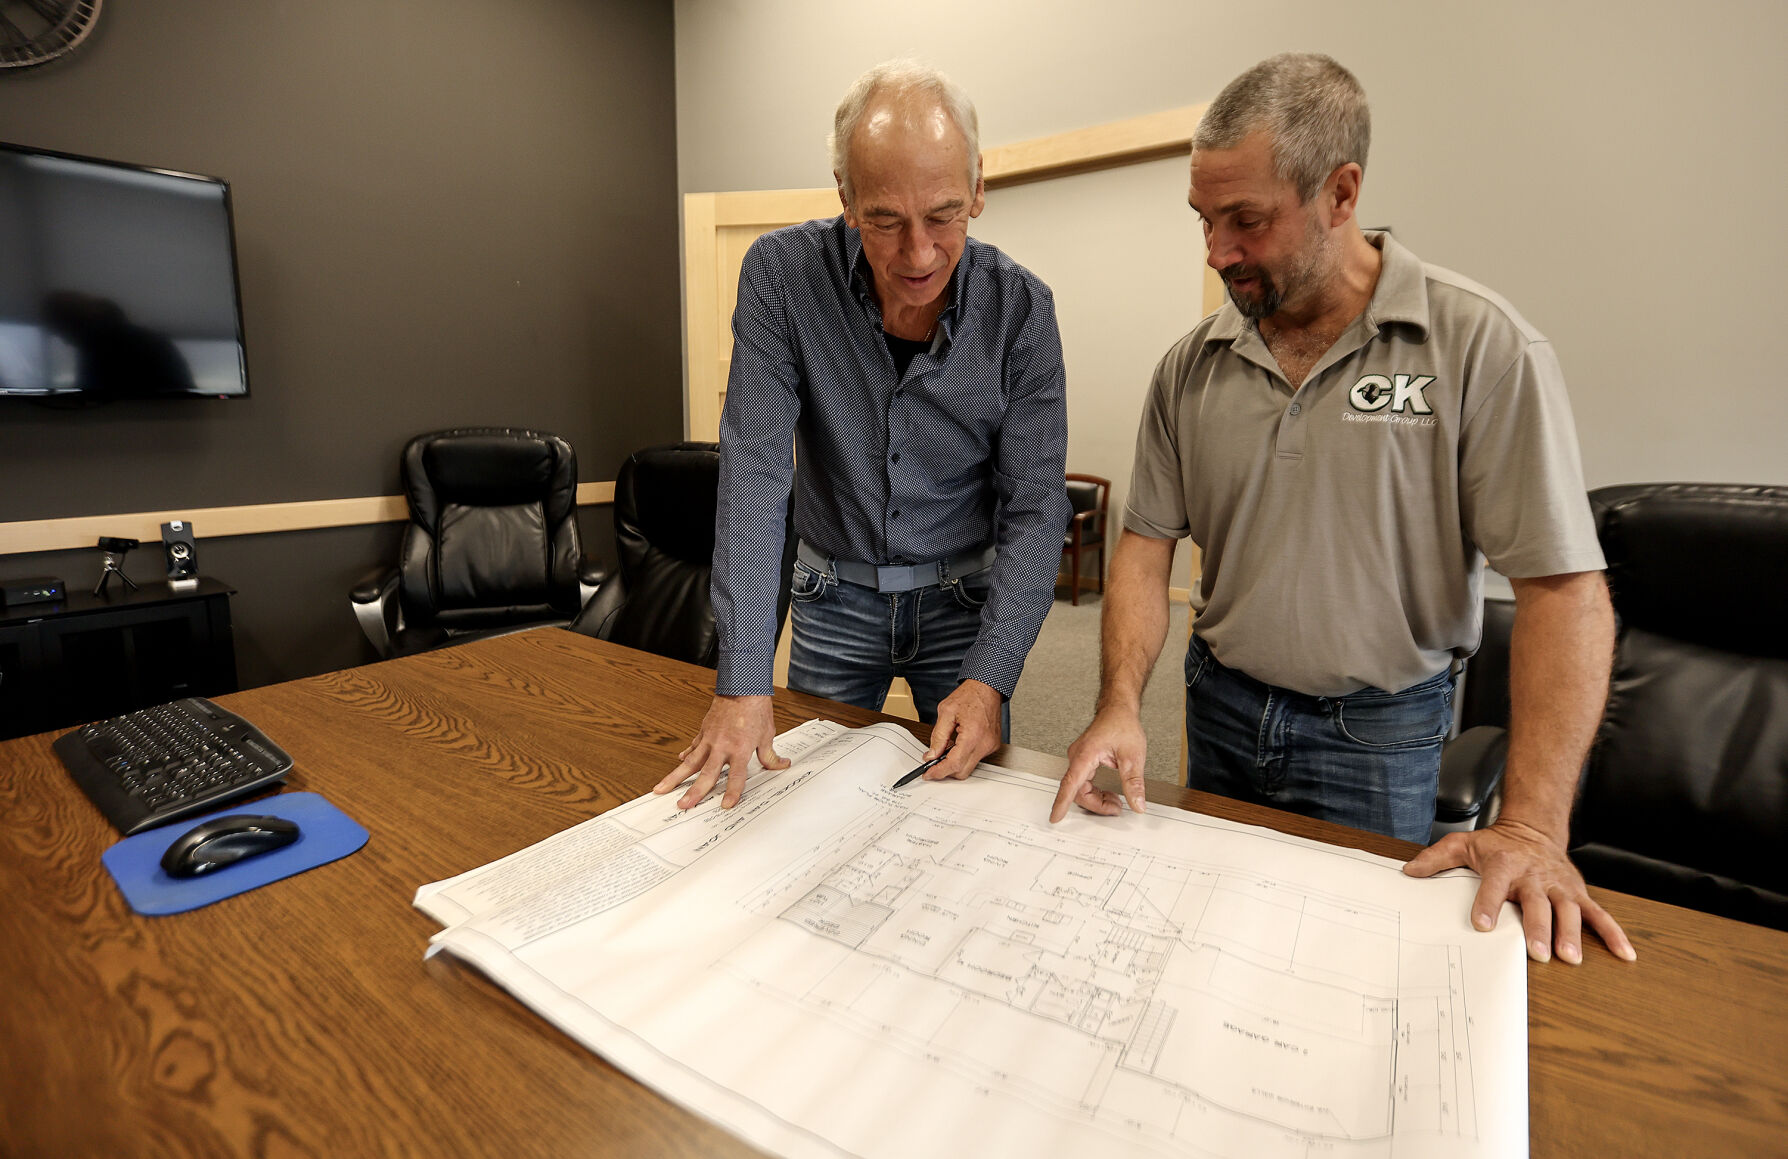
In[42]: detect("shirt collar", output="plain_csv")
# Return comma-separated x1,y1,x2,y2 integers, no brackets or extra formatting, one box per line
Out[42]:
1360,230,1430,336
842,215,973,337
1198,229,1431,348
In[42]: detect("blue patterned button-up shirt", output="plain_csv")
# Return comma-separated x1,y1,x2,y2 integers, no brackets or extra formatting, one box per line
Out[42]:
713,215,1070,699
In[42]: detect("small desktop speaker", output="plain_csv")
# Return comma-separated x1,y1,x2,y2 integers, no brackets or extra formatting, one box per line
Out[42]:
161,520,198,587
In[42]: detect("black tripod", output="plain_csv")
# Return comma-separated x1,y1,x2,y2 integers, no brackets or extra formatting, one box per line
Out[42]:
93,542,140,597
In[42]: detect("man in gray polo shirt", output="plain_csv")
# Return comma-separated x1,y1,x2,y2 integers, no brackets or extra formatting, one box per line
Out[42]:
1052,53,1635,967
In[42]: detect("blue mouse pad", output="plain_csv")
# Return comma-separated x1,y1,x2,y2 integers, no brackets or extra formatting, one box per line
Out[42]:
102,792,369,916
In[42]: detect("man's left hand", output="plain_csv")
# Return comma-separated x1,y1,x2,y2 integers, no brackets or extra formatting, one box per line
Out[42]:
1403,819,1636,964
921,679,1004,781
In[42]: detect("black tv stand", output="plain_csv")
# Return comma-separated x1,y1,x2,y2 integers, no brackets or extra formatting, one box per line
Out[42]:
0,577,237,740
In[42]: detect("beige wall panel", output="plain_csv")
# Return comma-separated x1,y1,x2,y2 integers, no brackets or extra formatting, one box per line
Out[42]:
675,0,1788,490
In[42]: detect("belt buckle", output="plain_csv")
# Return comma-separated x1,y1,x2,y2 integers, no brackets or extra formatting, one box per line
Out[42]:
875,564,910,592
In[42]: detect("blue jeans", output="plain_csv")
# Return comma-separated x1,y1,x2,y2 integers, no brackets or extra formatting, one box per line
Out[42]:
1184,634,1454,842
787,559,1011,740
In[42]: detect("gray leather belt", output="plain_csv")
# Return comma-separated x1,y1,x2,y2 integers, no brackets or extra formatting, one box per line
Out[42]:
796,539,995,593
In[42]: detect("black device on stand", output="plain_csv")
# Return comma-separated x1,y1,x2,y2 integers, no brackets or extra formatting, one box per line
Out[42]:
161,521,199,590
93,537,139,598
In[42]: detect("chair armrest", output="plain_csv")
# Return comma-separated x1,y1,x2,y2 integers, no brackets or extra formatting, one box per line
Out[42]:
577,558,610,610
349,566,401,658
350,565,399,605
1435,725,1508,828
570,571,627,640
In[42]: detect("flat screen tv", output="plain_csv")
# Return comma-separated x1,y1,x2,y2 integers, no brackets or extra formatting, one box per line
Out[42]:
0,141,249,400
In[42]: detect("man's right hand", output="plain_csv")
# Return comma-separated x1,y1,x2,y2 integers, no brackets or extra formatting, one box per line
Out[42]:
654,694,788,810
1051,707,1149,822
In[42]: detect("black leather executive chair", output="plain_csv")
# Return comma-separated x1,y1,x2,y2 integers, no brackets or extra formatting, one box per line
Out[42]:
350,428,604,658
1432,594,1516,837
571,441,795,669
1437,483,1788,928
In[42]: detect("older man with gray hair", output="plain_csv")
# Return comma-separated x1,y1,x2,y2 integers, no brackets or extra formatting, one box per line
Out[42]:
1055,53,1635,969
658,60,1069,811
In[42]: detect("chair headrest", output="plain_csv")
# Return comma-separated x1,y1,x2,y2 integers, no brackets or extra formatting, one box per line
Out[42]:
407,429,577,512
1592,482,1788,659
616,442,721,566
402,425,575,525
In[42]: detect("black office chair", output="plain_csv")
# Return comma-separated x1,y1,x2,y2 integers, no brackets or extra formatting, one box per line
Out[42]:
1432,594,1515,837
571,441,796,669
350,428,604,658
1437,483,1788,929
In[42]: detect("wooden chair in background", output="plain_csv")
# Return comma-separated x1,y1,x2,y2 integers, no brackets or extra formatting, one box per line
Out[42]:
1062,474,1110,606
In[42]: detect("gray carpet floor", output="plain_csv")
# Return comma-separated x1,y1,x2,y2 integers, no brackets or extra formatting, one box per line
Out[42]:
1008,593,1191,783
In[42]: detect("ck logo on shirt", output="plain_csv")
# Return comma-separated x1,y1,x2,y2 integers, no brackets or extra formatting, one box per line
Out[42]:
1348,373,1436,414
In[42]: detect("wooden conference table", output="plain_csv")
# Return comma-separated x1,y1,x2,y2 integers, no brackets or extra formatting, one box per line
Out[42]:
2,629,1785,1158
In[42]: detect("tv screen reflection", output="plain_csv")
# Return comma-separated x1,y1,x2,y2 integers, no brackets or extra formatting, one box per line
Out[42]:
0,146,248,398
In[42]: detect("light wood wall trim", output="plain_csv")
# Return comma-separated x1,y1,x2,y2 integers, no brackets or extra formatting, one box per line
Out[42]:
709,188,842,228
693,104,1210,233
0,481,617,555
983,104,1208,189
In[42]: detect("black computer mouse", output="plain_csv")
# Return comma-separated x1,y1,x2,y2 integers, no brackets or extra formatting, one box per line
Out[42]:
160,814,301,878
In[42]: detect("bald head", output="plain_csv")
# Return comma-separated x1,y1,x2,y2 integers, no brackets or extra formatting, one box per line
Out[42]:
830,60,979,204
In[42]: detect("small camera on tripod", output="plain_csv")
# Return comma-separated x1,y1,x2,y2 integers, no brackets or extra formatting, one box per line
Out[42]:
93,536,140,597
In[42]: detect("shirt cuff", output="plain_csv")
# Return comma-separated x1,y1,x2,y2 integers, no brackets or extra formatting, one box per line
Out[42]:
715,649,777,698
957,641,1025,700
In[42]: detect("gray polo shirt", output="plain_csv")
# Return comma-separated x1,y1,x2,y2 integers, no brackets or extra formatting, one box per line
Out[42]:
1126,232,1604,697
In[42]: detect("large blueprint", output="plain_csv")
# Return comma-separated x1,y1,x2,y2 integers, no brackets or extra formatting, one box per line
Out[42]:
416,721,1526,1158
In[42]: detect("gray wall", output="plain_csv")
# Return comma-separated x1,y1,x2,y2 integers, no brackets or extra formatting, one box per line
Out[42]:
0,0,682,690
675,0,1788,509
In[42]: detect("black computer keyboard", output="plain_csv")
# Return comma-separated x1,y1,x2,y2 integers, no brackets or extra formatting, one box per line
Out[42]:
53,697,294,836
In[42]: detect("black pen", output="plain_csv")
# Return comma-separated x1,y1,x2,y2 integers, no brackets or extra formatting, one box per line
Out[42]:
893,754,946,789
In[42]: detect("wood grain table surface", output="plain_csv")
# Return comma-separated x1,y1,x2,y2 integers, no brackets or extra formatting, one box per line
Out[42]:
2,628,1784,1158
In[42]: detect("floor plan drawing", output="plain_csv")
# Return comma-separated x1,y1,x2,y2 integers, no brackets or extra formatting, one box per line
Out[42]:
417,721,1526,1159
